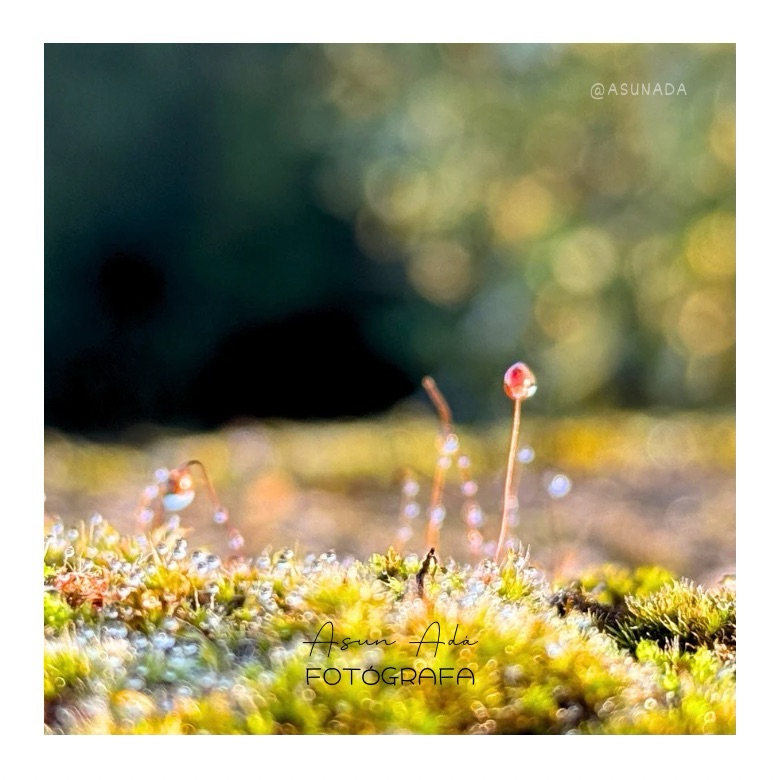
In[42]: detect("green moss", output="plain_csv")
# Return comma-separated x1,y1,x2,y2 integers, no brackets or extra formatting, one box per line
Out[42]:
44,591,74,631
42,526,736,734
44,644,91,702
610,580,736,653
574,563,676,606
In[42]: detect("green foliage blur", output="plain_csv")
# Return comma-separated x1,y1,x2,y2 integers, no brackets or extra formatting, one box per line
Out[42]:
46,44,734,426
300,43,735,416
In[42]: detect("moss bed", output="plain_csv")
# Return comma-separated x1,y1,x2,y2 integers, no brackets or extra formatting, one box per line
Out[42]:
43,517,735,735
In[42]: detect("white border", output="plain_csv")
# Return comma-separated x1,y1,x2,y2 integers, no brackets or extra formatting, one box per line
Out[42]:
5,2,770,773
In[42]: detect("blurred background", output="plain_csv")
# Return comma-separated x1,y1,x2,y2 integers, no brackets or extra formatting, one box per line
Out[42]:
44,44,735,582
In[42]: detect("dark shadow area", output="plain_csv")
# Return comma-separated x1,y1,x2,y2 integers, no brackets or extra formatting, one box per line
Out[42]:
193,310,417,425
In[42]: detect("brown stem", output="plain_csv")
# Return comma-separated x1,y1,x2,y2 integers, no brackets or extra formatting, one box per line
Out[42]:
496,398,522,563
422,377,455,553
422,376,453,435
181,460,221,509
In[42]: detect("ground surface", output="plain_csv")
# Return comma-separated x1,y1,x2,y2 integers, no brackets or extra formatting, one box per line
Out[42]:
44,413,735,583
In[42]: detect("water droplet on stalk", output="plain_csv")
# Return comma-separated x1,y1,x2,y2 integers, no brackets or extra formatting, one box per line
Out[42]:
439,433,460,455
162,491,195,512
402,480,420,498
518,446,535,463
404,502,420,520
466,505,484,528
461,480,478,497
138,508,154,525
430,505,446,526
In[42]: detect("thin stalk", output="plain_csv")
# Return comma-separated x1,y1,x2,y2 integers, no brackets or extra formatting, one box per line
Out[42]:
182,460,221,509
422,377,453,436
422,377,454,552
496,398,522,563
182,460,244,553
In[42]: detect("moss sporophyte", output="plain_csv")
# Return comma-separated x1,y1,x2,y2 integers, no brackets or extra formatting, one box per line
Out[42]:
496,362,537,563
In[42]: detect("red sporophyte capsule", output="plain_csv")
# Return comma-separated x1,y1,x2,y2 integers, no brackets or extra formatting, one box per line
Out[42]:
162,468,196,511
503,362,537,402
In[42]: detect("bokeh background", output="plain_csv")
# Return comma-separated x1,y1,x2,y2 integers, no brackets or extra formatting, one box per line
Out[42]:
44,44,735,582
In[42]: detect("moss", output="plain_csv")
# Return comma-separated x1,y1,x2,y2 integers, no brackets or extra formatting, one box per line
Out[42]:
42,526,736,734
44,643,91,702
573,563,677,606
44,591,74,631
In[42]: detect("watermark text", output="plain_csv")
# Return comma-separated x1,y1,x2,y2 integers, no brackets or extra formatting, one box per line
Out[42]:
591,82,687,99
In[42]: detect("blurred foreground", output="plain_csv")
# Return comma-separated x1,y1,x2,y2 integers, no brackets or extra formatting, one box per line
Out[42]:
44,412,735,585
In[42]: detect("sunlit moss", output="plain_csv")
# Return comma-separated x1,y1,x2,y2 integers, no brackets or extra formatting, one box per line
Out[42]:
43,524,736,734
